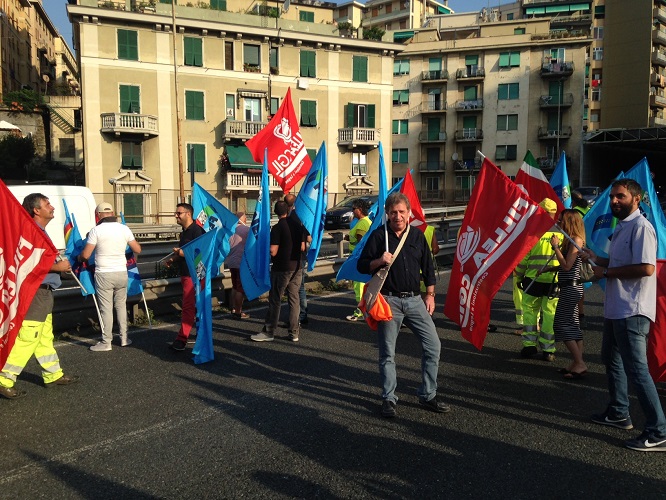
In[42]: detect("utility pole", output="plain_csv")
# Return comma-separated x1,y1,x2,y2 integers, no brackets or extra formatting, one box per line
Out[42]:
172,0,185,201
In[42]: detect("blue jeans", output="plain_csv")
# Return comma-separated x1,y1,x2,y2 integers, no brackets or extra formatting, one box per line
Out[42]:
601,316,666,439
378,295,441,403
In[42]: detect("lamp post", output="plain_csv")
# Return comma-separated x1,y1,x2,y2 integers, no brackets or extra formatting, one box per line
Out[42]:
171,0,185,201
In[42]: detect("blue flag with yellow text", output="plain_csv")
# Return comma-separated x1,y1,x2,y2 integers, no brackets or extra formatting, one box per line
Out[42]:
63,200,95,296
550,151,571,209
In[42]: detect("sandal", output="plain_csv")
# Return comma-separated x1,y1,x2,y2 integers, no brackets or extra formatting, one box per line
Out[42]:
234,312,250,319
563,370,587,380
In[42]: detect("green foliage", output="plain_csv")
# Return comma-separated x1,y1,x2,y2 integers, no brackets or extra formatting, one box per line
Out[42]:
363,26,386,41
337,21,354,32
2,89,43,112
0,135,36,180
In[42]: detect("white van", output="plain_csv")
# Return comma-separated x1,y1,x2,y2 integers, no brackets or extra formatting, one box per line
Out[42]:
7,185,97,250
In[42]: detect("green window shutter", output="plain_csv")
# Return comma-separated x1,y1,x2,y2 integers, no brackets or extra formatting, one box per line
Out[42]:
118,30,138,61
185,91,204,120
400,90,409,104
514,27,525,34
463,86,477,100
509,52,520,67
122,142,142,168
547,112,559,131
299,11,314,22
120,85,140,113
429,58,442,71
508,114,518,130
465,55,478,66
123,193,144,223
402,120,408,134
211,0,226,10
188,144,206,172
184,37,202,67
301,100,316,126
507,145,517,160
346,103,354,128
184,37,193,65
498,84,507,100
463,116,477,129
367,104,375,128
497,115,506,131
269,48,278,69
392,120,399,134
495,146,506,161
509,83,519,99
399,149,408,163
392,149,399,163
300,51,315,77
353,56,367,82
498,53,509,68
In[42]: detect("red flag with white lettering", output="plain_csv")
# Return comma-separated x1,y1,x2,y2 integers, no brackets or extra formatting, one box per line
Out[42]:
245,88,312,193
400,170,427,233
444,159,555,350
0,180,58,368
648,259,666,382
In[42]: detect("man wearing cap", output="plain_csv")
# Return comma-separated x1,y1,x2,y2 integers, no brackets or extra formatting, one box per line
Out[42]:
514,198,562,361
79,202,141,351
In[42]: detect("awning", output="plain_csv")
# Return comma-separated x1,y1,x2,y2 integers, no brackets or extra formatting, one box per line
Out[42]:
393,31,415,42
226,144,261,169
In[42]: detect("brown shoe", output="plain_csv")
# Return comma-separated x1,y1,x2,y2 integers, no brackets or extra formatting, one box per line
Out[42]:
46,374,80,387
0,385,27,399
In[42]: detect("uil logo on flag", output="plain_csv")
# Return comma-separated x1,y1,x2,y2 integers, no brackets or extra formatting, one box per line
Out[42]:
457,226,481,266
562,186,571,204
196,208,220,231
274,118,292,144
642,190,652,207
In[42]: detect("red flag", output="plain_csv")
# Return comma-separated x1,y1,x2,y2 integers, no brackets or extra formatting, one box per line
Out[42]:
400,170,427,232
515,150,565,216
245,88,312,193
0,180,58,368
444,158,556,350
648,259,666,382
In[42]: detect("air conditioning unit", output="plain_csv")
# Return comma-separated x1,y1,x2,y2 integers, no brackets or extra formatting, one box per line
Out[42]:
297,78,309,90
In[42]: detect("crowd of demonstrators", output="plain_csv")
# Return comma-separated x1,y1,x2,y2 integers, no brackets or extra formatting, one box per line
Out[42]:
251,201,305,343
166,203,205,351
551,209,588,379
358,192,448,419
515,198,561,362
79,203,141,352
0,194,79,399
283,194,310,327
344,199,372,322
586,179,666,452
226,212,250,320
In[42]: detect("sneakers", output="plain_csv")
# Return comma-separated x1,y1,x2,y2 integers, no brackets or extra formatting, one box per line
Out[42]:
418,396,451,414
90,341,112,352
381,399,397,418
591,410,634,430
288,333,299,342
625,432,666,452
520,345,538,358
46,374,79,387
250,332,274,342
170,339,186,351
121,338,132,347
0,385,26,399
542,352,555,362
346,309,363,322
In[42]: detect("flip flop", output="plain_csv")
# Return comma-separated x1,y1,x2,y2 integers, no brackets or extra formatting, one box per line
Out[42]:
558,368,570,374
563,370,587,380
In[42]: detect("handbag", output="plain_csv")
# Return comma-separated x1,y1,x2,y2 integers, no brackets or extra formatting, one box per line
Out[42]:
580,261,596,282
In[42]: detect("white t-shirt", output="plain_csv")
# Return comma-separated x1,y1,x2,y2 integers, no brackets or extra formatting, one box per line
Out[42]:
87,222,136,273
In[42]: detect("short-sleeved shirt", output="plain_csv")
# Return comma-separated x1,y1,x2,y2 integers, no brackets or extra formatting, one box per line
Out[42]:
86,220,136,273
178,222,205,276
225,223,249,269
349,216,371,251
605,209,657,321
270,217,304,272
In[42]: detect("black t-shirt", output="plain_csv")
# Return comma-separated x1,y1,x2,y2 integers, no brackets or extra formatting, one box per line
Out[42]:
178,222,205,276
270,217,304,272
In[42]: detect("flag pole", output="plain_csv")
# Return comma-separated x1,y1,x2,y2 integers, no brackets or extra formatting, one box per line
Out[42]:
521,253,556,296
141,291,152,328
59,254,105,332
554,223,599,266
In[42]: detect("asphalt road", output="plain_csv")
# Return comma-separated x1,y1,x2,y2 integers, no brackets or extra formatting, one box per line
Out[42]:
2,273,666,499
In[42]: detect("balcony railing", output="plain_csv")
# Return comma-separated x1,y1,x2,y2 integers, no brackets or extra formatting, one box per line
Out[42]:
337,127,380,148
650,93,666,108
421,70,449,82
650,115,666,127
653,28,666,46
221,119,268,141
225,171,281,192
537,156,556,169
538,93,574,108
454,128,483,141
540,61,574,77
652,49,666,66
418,131,447,142
418,161,447,172
537,126,572,139
455,67,485,80
100,113,158,137
655,7,666,23
420,189,444,201
422,100,447,112
455,99,483,111
651,71,666,87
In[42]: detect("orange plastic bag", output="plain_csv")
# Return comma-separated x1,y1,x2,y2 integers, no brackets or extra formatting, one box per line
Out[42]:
359,293,393,331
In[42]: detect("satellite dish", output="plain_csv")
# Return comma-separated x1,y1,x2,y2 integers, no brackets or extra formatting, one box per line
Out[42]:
42,74,50,82
452,152,459,161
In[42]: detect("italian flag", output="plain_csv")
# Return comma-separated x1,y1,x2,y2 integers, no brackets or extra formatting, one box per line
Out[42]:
514,150,565,215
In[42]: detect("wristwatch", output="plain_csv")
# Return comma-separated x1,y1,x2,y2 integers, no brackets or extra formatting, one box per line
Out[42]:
426,292,435,297
603,268,608,278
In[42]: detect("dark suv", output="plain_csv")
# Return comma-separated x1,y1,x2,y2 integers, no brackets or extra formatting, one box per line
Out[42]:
325,195,378,230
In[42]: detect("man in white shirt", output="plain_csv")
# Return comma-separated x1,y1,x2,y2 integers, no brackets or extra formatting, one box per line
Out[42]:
79,202,141,351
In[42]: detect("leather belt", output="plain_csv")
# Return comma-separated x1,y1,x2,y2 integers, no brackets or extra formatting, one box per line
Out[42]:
558,280,581,287
385,291,418,298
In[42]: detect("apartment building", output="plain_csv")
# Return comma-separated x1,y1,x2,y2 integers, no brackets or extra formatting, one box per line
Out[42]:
67,0,402,219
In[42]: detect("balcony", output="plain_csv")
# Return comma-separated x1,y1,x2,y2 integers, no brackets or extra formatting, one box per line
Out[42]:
650,93,666,108
538,93,574,108
337,127,380,148
455,99,483,111
540,61,574,78
655,7,666,24
420,190,444,202
225,171,282,192
537,156,556,169
418,161,446,172
421,70,449,83
651,71,666,87
537,126,572,140
454,128,483,142
653,28,666,46
421,100,448,113
221,119,267,142
100,113,158,137
455,67,485,81
418,131,447,143
454,159,481,170
650,115,666,127
652,49,666,66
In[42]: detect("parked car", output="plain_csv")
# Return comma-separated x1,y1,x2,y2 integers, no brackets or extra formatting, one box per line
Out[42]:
325,194,378,230
575,186,602,206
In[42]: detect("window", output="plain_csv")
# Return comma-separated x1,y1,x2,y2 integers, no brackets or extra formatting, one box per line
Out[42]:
244,97,261,122
393,89,409,105
392,119,408,134
593,26,604,39
300,100,317,126
352,56,368,82
506,13,514,20
185,90,204,120
465,55,478,74
210,0,226,10
270,97,279,115
299,11,315,22
119,84,140,113
59,138,75,158
243,44,260,70
121,142,142,169
594,5,605,18
225,94,235,119
497,114,518,131
593,47,603,60
346,103,375,128
184,37,203,67
590,111,600,123
392,148,408,164
498,83,519,100
123,194,144,224
393,59,410,75
117,29,138,61
187,144,206,172
495,145,517,161
592,88,601,101
224,41,233,70
499,51,520,68
514,28,525,35
269,47,278,72
424,176,439,192
300,50,316,77
352,152,367,176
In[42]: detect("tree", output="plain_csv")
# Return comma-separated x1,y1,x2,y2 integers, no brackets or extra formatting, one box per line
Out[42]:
0,134,36,181
2,89,43,112
362,26,386,41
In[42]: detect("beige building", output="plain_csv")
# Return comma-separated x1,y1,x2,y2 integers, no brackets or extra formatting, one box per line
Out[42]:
67,0,403,220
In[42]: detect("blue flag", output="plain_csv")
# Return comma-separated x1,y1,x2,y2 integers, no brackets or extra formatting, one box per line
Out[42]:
240,152,272,300
550,151,571,209
295,141,328,272
120,212,144,297
336,142,391,283
191,183,239,276
583,174,624,259
63,200,95,296
181,227,223,364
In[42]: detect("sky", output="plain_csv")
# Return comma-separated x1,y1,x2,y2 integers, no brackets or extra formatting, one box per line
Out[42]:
43,0,517,52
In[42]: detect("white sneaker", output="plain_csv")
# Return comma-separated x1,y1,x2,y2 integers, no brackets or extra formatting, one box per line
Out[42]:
90,341,112,352
250,332,274,342
121,339,132,347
